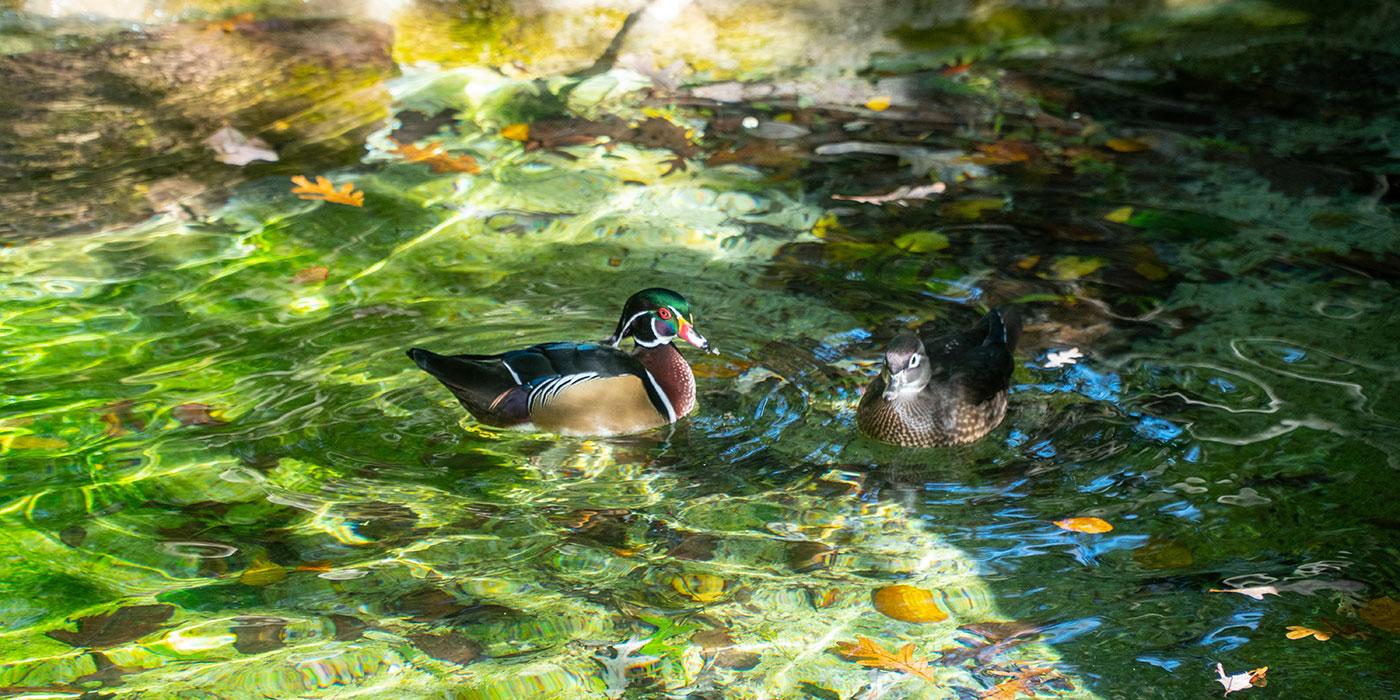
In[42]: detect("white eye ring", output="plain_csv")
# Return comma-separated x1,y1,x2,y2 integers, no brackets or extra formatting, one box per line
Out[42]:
908,355,921,369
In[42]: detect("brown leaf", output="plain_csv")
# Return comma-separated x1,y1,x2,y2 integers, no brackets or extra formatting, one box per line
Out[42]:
231,616,287,654
290,175,364,207
47,604,175,649
409,632,482,666
1359,596,1400,632
173,403,226,426
293,266,329,284
834,636,937,682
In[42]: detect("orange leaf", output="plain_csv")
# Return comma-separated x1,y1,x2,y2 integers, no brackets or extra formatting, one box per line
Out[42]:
388,139,480,174
290,175,364,207
293,266,329,284
1054,517,1113,534
971,141,1037,165
1284,625,1330,641
834,636,937,683
981,667,1060,700
501,123,530,141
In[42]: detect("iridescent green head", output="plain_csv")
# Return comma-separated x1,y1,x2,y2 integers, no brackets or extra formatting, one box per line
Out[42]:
605,288,712,352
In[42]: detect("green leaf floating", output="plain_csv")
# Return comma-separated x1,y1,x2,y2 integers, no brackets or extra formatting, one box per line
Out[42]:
893,231,950,253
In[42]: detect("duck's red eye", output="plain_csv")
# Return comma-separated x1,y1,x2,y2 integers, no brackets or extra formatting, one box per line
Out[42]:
657,307,672,320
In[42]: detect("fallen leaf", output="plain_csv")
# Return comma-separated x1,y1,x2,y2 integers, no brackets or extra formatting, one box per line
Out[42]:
981,667,1060,700
1284,625,1330,641
501,123,530,141
204,12,255,33
834,635,937,682
172,403,226,426
971,141,1038,165
409,632,483,666
388,139,480,174
292,266,329,284
1104,206,1134,223
1209,585,1280,601
231,616,287,654
204,126,278,166
941,62,973,76
865,96,892,111
1215,663,1267,695
1053,517,1113,534
1359,596,1400,632
1105,137,1150,153
940,198,1004,220
1134,260,1171,281
893,231,950,253
1047,256,1105,281
1,434,67,450
238,557,287,587
47,604,175,648
832,182,946,205
1014,255,1041,270
290,176,363,207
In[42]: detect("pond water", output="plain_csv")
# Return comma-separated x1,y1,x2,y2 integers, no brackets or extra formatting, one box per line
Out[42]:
1,1,1398,698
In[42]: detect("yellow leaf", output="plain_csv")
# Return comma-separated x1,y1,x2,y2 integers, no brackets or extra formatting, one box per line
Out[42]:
1284,625,1330,641
1054,517,1113,534
1048,256,1105,281
239,557,287,587
1104,206,1134,223
501,123,530,141
1359,596,1400,632
893,231,949,253
290,175,364,207
1014,255,1041,270
1,435,67,450
865,96,892,111
811,211,844,238
1105,137,1150,153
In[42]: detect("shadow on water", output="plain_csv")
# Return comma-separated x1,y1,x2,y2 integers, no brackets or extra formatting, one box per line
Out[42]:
1,0,1399,697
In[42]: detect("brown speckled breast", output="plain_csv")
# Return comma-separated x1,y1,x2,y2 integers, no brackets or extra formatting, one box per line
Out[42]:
858,376,1008,448
636,343,696,419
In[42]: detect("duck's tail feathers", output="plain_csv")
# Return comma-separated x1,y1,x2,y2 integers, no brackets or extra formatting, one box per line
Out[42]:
406,348,528,425
983,307,1022,351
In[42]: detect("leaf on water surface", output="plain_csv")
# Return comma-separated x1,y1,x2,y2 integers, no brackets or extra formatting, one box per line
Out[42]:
893,231,950,253
1211,579,1365,602
172,403,227,426
238,557,287,587
0,434,67,450
1046,256,1105,281
865,95,893,111
1284,625,1329,641
388,139,481,174
970,141,1038,165
1359,596,1400,632
501,123,531,141
1104,137,1150,153
1053,517,1112,534
834,636,938,683
409,632,483,666
290,175,364,207
47,604,175,649
979,666,1060,699
1014,255,1040,270
1104,206,1134,223
940,198,1004,220
98,399,143,437
292,266,330,284
1215,663,1267,695
832,182,947,205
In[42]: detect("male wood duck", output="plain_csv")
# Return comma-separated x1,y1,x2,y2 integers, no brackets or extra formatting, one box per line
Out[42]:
857,308,1020,447
407,288,713,436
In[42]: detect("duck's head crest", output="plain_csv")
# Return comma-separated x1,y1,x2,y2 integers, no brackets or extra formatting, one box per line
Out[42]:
605,288,713,353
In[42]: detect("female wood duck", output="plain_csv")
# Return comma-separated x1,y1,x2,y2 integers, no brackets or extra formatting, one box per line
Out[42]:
857,309,1020,447
407,288,713,436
